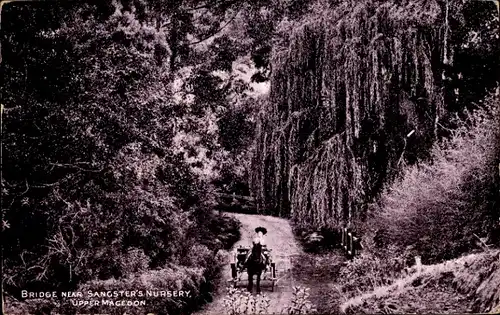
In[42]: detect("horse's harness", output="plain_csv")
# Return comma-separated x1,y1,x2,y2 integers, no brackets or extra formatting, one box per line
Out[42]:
251,243,268,263
238,244,270,267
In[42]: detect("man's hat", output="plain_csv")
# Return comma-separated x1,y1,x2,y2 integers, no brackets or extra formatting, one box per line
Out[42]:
255,226,267,235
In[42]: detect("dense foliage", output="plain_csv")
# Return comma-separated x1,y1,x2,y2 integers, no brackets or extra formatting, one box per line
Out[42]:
251,0,499,231
0,0,288,313
371,93,500,263
1,0,499,313
1,0,327,312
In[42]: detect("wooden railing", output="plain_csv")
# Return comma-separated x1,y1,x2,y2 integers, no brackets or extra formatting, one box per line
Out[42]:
214,191,257,214
214,192,255,202
340,227,362,258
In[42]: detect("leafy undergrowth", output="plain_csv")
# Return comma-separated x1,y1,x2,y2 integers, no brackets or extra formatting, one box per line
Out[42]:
222,286,317,315
340,249,500,314
3,213,241,315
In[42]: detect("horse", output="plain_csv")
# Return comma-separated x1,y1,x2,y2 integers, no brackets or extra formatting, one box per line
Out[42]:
245,242,267,294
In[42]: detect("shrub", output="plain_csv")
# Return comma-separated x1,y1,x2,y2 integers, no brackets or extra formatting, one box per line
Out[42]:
335,250,409,301
57,266,204,315
371,93,500,263
45,255,231,315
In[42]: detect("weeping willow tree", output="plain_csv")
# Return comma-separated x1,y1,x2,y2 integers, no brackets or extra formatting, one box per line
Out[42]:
252,0,460,229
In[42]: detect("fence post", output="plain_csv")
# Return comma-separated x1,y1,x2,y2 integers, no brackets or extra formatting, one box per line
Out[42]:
415,256,422,274
347,232,353,256
351,233,357,257
344,228,349,252
341,227,345,247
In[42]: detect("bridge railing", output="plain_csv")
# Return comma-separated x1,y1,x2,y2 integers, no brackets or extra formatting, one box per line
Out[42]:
214,192,257,214
339,227,362,258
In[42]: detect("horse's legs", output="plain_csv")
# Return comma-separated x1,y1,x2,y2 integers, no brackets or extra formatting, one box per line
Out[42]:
247,269,253,292
256,271,261,294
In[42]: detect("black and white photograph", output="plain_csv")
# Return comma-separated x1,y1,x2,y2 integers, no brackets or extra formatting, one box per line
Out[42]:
1,0,499,314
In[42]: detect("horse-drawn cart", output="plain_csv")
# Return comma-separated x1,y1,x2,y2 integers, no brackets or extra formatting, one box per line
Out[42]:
229,245,277,292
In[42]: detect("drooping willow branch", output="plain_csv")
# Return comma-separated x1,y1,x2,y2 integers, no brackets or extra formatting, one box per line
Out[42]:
251,0,450,229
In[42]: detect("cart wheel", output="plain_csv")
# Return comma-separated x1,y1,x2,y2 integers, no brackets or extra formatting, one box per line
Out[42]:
231,263,237,279
271,263,276,278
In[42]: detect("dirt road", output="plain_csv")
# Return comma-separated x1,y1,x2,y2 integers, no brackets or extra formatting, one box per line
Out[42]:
195,213,304,315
